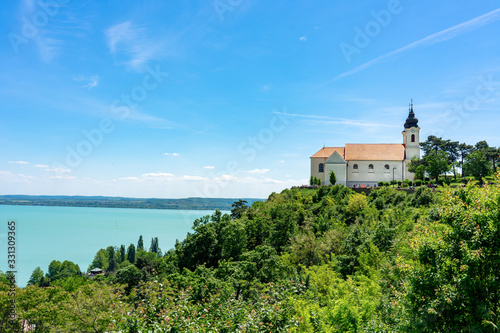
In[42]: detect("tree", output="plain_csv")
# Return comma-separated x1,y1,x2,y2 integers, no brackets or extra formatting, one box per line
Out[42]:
231,199,249,219
442,140,459,179
27,267,44,286
138,235,144,251
463,150,491,184
107,246,117,273
88,249,109,272
420,135,446,156
425,150,449,184
458,143,473,177
408,158,426,180
127,243,136,264
329,170,337,185
149,237,162,256
119,245,126,263
409,176,500,331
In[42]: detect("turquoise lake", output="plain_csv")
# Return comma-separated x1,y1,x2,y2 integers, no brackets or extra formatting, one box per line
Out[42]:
0,205,224,287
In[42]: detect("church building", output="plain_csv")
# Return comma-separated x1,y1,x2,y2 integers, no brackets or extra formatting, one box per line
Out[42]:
310,103,420,187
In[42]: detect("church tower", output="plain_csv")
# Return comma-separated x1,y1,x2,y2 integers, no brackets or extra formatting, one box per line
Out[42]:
403,100,420,160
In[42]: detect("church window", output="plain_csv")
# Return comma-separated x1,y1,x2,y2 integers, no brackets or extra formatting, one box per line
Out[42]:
411,134,416,142
369,164,374,170
385,164,390,170
353,164,358,170
319,163,324,173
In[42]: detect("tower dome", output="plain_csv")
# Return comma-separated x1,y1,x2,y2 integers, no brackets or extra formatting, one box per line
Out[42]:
404,100,418,129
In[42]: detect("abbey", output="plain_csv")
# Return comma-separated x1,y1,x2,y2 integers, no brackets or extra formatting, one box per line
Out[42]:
310,103,420,187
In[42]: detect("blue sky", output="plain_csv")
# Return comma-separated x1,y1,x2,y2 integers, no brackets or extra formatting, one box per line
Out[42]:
1,0,499,198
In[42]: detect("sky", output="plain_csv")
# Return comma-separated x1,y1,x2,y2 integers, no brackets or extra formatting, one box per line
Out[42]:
0,0,499,199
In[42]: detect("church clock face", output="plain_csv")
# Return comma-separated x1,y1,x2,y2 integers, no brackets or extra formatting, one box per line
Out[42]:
411,129,415,133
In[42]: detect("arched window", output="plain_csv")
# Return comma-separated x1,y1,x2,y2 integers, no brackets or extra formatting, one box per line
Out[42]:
385,164,390,170
319,163,324,173
411,134,416,142
353,164,358,170
369,164,374,170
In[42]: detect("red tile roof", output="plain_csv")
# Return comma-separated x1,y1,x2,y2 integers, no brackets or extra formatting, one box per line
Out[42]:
311,147,345,158
311,144,405,161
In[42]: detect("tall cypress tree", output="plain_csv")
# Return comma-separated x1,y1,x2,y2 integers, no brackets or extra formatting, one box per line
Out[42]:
137,235,144,251
127,244,136,264
107,246,117,272
119,245,126,263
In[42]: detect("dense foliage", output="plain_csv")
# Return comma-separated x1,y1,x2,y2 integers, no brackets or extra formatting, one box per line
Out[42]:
2,173,500,332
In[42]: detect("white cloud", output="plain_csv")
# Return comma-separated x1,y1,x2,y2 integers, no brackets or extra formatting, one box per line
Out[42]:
119,177,139,180
46,167,71,173
164,153,180,156
329,8,500,82
34,164,50,168
273,111,399,129
280,160,285,163
142,172,175,179
203,166,215,169
246,169,270,174
182,175,209,181
50,175,76,180
105,21,165,71
299,36,307,42
73,75,99,89
9,161,29,165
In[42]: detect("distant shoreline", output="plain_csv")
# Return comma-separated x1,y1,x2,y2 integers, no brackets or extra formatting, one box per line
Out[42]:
0,195,263,211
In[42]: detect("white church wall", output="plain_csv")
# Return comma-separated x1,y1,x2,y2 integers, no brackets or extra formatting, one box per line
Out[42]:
326,163,347,186
311,157,328,184
346,160,405,187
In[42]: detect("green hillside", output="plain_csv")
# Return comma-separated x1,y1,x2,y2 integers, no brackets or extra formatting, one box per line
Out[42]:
2,175,500,332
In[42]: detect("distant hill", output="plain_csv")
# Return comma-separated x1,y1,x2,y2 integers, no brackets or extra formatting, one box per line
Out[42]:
0,195,263,211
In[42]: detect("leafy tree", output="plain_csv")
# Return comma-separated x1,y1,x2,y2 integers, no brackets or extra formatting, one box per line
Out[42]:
88,248,109,272
425,150,449,184
420,135,446,156
458,143,473,177
119,244,126,263
127,243,136,264
137,235,144,251
329,170,337,185
149,237,162,256
27,267,44,286
230,199,248,219
409,176,500,332
107,246,117,273
46,260,81,282
463,150,491,183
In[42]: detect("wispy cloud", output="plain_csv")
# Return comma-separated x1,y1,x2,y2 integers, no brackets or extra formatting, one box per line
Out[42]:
273,111,399,128
328,8,500,82
164,153,180,157
246,169,270,174
105,21,165,71
9,161,29,165
142,172,175,179
203,166,215,169
73,75,99,89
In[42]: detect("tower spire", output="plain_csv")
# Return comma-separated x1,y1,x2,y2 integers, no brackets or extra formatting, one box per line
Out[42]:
404,100,418,128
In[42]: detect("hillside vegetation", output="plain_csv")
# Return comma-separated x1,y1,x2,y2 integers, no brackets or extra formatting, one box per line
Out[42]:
2,173,500,332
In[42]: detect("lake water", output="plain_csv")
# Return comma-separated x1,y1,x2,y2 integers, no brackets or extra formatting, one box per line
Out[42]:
0,205,224,287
